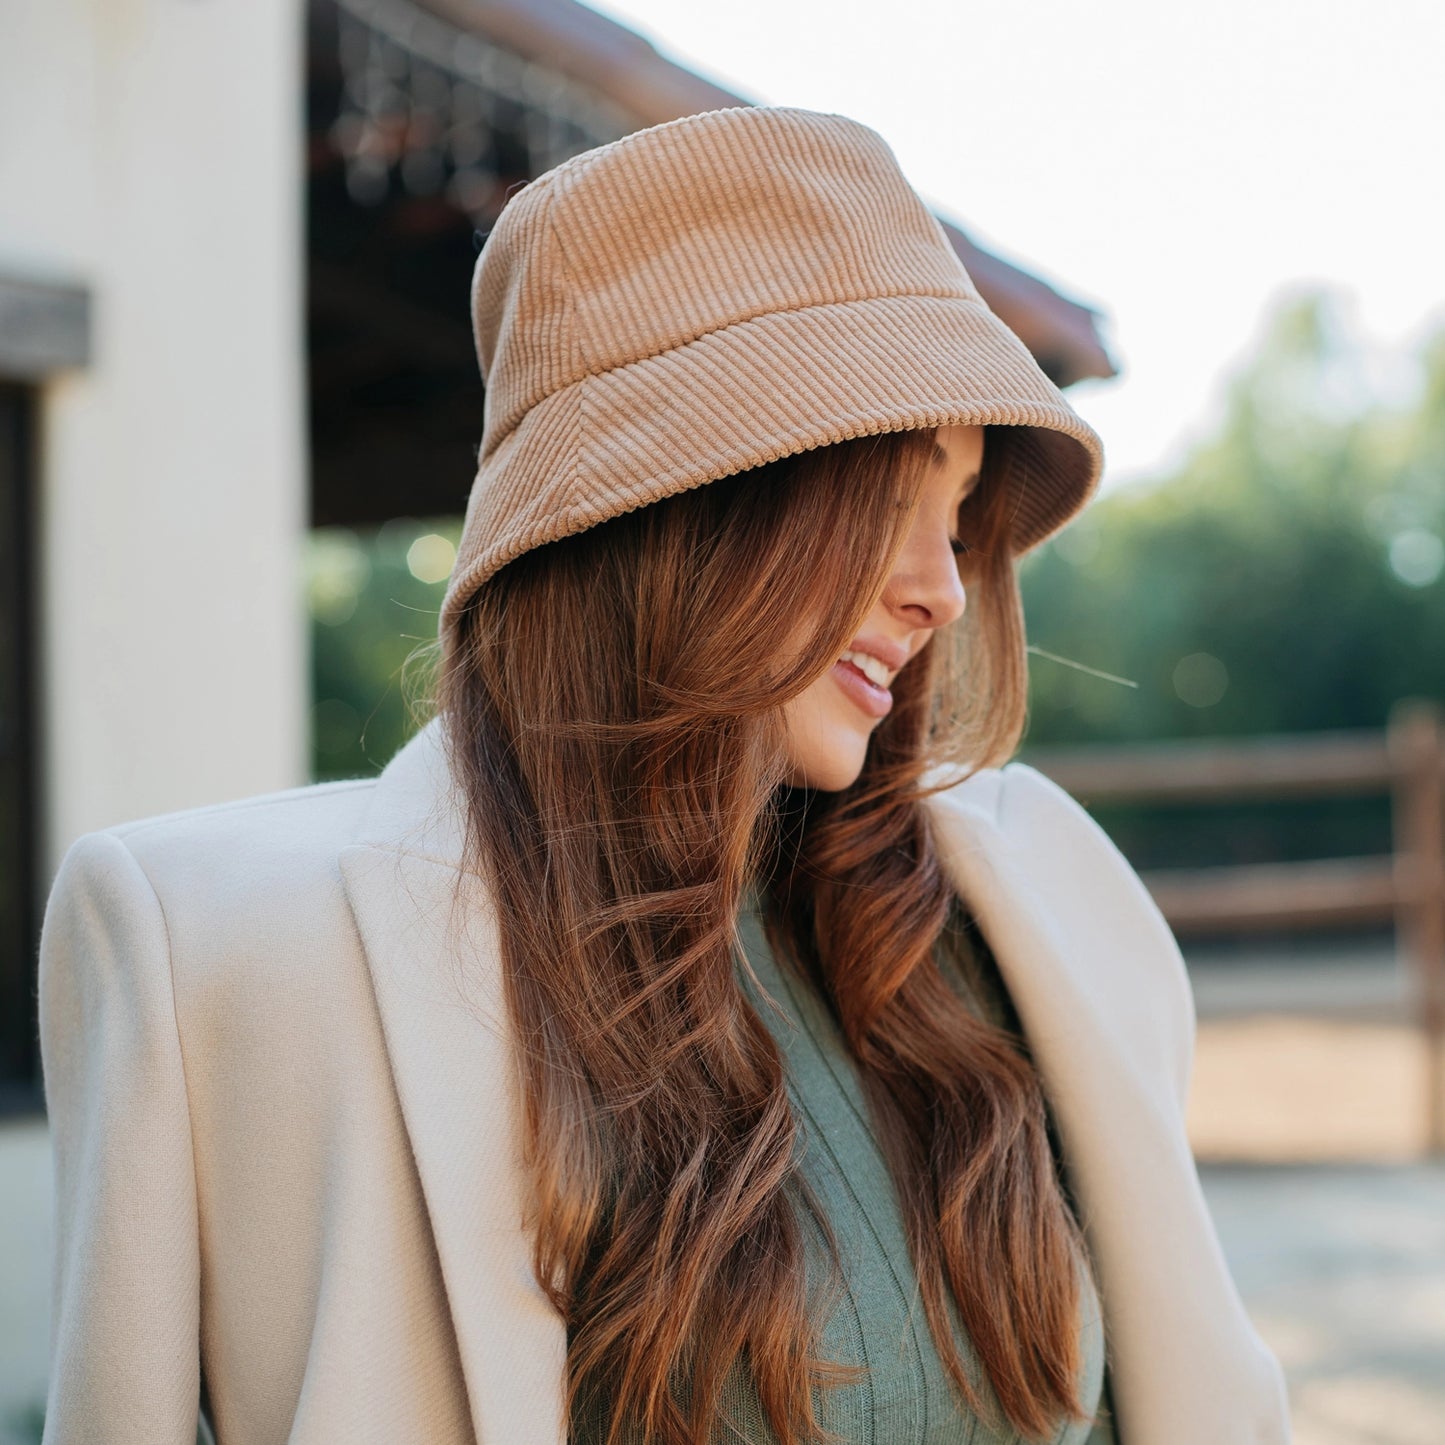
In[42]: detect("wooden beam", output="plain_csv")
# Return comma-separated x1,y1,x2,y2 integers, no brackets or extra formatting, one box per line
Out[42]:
1388,700,1445,1153
1024,731,1396,803
0,276,90,379
1141,857,1399,933
413,0,744,130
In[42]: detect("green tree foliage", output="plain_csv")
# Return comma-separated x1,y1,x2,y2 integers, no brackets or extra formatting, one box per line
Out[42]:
1020,287,1445,749
307,519,452,781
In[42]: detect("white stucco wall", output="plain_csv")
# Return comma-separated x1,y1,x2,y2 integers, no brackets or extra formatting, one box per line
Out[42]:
0,0,306,1427
2,0,309,868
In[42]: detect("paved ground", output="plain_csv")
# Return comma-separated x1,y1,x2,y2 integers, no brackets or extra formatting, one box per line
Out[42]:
1189,940,1443,1442
1189,1012,1435,1161
1186,938,1438,1162
1200,1161,1445,1445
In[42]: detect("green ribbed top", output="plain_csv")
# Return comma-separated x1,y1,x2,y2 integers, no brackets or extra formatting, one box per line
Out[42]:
570,901,1118,1445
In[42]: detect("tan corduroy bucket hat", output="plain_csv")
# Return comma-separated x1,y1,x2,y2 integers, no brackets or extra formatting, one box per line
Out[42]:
440,105,1104,635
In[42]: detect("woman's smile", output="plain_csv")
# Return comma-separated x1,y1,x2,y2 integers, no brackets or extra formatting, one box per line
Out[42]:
831,655,895,718
838,638,901,716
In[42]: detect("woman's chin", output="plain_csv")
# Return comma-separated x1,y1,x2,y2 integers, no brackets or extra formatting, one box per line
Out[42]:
780,693,877,791
784,736,871,792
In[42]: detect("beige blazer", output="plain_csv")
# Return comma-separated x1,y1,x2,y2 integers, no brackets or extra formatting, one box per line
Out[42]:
39,716,1291,1444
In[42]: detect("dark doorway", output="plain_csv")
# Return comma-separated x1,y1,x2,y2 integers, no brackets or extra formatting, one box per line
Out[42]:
0,381,41,1111
304,0,630,529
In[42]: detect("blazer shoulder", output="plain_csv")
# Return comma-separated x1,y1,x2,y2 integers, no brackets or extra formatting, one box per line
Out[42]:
998,760,1198,1098
924,756,1121,843
994,760,1134,861
927,757,1198,1107
49,776,383,992
990,760,1176,930
89,772,377,875
103,771,378,847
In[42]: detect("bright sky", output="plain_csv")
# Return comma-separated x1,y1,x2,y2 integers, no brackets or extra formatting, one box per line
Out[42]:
583,0,1445,490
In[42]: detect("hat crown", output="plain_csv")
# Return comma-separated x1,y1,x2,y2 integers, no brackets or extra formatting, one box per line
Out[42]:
472,107,982,459
440,105,1104,637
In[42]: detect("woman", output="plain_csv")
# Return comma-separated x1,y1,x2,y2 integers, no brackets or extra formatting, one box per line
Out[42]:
39,107,1290,1444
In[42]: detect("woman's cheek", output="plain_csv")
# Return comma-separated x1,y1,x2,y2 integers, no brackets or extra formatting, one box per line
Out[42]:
780,672,873,791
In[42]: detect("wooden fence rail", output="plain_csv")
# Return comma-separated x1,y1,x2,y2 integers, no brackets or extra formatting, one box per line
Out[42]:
1022,698,1445,1155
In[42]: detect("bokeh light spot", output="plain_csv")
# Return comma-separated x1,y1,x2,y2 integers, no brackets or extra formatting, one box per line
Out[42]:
1173,652,1229,708
407,532,457,585
1388,529,1444,588
307,531,372,626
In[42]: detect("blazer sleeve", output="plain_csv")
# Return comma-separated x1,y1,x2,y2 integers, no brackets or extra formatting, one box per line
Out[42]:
38,830,202,1445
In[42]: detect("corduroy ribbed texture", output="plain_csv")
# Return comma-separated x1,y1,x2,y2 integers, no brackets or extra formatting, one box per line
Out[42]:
441,106,1106,637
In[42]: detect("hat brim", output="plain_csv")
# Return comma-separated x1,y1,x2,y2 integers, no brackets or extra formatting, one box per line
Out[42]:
442,292,1103,630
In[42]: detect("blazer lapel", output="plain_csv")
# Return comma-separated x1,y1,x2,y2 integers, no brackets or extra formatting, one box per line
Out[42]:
338,717,566,1445
926,768,1288,1443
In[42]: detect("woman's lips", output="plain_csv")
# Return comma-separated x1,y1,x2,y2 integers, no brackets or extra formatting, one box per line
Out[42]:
831,658,893,718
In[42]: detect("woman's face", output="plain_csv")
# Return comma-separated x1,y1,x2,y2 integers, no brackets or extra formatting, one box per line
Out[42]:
779,424,984,792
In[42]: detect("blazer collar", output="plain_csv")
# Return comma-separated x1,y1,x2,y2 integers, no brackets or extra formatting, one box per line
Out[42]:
339,715,566,1444
340,716,1286,1445
925,777,1287,1441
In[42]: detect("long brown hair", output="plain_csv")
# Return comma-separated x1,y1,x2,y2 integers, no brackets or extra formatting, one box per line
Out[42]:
436,425,1099,1444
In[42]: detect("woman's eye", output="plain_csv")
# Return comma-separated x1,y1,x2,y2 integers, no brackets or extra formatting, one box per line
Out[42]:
950,537,972,557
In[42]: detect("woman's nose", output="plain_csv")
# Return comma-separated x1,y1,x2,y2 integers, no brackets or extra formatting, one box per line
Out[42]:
882,522,967,630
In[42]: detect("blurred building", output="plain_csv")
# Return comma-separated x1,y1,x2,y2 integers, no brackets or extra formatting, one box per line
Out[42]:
0,0,1113,1416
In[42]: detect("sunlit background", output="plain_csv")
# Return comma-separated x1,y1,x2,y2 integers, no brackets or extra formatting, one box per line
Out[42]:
2,1,1443,1440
